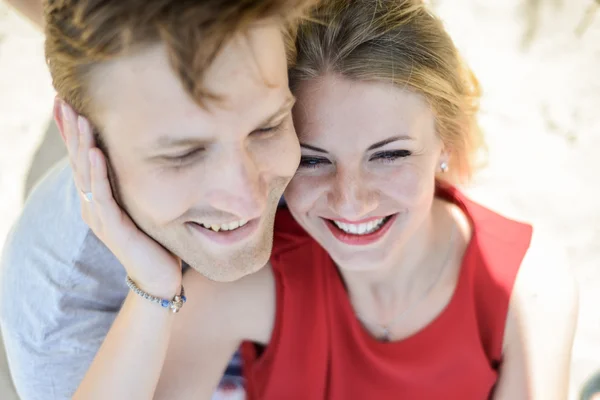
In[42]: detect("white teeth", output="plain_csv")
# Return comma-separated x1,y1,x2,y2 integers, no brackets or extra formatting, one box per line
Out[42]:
333,217,387,236
228,221,240,230
199,219,249,233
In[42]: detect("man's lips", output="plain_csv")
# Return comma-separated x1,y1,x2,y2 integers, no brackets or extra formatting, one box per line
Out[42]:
186,217,260,245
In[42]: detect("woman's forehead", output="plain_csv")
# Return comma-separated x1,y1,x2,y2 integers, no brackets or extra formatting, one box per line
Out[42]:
293,75,436,144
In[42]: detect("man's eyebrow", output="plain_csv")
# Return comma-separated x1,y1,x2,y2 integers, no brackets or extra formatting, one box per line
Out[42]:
367,135,413,151
150,95,296,152
257,95,296,127
152,136,212,151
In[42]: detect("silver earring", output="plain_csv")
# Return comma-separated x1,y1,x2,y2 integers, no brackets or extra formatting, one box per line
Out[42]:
440,161,449,173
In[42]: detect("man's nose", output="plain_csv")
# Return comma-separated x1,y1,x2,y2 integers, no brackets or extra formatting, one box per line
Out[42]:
204,149,267,219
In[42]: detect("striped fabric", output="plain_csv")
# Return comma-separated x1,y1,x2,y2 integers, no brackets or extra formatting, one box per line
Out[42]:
213,351,245,399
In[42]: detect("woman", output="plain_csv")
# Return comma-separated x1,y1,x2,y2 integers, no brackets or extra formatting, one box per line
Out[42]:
67,0,578,399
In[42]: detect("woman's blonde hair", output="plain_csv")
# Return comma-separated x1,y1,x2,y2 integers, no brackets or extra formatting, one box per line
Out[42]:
289,0,484,184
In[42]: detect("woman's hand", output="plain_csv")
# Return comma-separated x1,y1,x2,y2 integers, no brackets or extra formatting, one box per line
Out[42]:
61,101,182,298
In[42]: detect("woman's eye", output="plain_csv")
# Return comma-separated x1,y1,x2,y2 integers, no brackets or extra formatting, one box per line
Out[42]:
299,156,331,169
370,150,412,163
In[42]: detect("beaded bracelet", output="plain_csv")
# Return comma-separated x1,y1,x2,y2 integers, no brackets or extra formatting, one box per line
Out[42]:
125,276,186,313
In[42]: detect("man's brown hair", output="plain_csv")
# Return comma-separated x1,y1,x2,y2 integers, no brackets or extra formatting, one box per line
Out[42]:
44,0,314,118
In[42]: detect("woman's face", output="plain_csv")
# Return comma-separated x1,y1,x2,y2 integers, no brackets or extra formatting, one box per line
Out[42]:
285,74,447,271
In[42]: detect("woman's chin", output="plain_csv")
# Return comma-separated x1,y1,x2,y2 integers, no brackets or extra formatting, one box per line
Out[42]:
331,251,391,273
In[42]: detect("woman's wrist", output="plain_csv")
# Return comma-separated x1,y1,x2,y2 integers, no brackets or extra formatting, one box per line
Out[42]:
126,276,186,313
127,274,182,301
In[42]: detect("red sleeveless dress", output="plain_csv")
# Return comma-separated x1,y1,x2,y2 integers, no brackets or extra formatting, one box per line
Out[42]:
242,185,533,400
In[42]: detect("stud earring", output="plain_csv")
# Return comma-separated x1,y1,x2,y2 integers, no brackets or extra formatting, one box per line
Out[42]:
440,161,449,173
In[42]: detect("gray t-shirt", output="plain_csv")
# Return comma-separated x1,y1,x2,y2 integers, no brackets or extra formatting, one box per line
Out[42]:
0,159,243,399
0,159,127,399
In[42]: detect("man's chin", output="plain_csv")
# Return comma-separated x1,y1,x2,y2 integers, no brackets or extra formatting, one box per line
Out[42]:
183,244,272,282
192,264,264,283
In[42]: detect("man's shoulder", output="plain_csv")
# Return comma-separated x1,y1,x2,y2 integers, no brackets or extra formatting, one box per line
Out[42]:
8,158,88,250
1,159,89,279
0,159,126,338
0,160,126,400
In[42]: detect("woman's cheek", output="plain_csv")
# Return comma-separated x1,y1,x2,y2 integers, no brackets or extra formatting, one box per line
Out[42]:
378,163,432,206
284,173,328,213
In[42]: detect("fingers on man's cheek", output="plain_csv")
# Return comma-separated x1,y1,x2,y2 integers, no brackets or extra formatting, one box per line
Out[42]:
76,117,95,191
61,104,79,161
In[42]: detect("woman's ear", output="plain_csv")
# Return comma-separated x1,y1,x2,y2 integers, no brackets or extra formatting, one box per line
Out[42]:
438,149,451,173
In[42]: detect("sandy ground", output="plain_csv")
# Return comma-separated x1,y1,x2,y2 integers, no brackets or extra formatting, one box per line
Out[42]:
0,1,598,399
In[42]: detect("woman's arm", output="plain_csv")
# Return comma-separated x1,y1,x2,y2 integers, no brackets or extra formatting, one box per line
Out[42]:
74,292,180,400
59,103,184,399
154,264,276,399
5,0,43,28
493,233,579,400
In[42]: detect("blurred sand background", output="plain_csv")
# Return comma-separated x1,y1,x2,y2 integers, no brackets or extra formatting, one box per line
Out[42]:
0,0,598,399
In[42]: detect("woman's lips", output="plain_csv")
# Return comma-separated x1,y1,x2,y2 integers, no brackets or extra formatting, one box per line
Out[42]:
323,213,398,246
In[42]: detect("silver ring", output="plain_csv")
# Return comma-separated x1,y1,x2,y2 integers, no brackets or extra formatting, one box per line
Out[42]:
81,191,93,203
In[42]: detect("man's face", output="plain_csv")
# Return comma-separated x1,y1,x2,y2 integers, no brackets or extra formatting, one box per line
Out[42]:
86,25,300,282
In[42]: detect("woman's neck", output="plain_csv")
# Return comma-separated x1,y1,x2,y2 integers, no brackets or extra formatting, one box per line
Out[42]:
339,198,458,326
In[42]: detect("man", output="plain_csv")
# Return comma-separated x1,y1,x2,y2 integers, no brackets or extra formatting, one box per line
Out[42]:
0,0,312,398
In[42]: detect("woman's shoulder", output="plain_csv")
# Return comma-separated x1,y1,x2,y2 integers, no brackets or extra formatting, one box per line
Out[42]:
509,232,578,323
473,221,579,329
438,184,533,247
448,187,533,296
497,233,579,397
